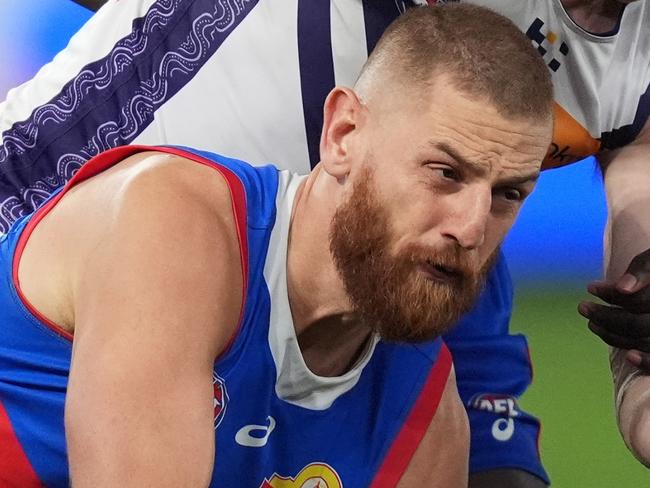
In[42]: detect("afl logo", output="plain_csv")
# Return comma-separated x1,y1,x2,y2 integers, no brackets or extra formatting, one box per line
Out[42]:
213,373,229,428
469,393,520,442
470,393,521,418
260,463,343,488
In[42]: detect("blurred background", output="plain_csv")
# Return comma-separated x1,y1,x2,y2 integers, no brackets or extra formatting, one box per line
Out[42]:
0,0,647,485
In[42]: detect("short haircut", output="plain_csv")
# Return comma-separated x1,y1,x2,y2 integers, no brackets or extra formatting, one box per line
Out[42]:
355,3,553,121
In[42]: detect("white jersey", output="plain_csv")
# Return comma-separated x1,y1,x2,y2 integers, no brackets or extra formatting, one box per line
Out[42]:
466,0,650,166
0,0,377,176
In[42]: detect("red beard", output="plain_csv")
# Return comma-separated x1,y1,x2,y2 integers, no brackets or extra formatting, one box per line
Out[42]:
329,167,495,343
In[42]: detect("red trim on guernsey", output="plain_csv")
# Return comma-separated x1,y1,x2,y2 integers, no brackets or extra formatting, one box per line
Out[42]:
12,145,249,353
155,146,249,358
369,344,453,488
0,401,43,488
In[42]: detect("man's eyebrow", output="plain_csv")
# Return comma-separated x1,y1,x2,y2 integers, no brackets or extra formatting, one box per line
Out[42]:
497,172,540,187
431,141,485,175
431,141,539,185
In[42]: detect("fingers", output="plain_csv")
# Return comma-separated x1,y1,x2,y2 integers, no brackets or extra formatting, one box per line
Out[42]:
617,248,650,294
579,302,650,338
579,301,650,352
587,281,650,313
582,248,650,351
586,321,650,352
627,350,650,371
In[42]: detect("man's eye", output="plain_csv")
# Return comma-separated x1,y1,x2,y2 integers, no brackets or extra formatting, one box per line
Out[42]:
441,168,458,180
429,165,459,181
501,188,523,201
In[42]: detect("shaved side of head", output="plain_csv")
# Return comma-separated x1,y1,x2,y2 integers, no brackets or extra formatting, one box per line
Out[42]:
355,4,553,123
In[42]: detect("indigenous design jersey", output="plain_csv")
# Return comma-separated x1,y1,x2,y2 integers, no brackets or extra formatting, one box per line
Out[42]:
463,0,650,167
0,145,452,488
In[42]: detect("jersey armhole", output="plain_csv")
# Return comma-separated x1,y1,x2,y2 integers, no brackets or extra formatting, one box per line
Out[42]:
11,145,250,357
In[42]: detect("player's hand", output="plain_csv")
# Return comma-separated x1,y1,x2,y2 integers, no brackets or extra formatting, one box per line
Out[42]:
579,248,650,370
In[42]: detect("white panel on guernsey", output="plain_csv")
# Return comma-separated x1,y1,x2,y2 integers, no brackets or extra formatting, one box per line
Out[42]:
0,0,158,137
330,0,369,88
263,170,380,411
466,0,650,138
133,0,312,174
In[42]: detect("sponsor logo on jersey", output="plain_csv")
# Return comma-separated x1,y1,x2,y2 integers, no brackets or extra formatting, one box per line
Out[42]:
526,18,570,73
260,463,343,488
235,416,276,447
470,393,521,417
213,373,229,428
469,393,521,442
544,102,600,168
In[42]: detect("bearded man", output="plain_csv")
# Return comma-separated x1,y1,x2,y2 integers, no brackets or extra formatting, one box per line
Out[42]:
0,5,552,487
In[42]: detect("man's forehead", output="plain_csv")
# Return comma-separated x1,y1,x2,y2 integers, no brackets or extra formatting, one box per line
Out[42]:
428,140,542,182
420,83,549,135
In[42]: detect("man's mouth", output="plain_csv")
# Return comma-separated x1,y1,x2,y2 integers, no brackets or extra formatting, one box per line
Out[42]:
418,261,462,282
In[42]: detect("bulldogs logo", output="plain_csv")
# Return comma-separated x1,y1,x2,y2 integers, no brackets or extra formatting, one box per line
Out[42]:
260,463,343,488
213,373,229,428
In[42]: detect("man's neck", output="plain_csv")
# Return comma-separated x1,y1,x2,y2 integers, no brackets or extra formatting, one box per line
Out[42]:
286,167,373,377
560,0,627,33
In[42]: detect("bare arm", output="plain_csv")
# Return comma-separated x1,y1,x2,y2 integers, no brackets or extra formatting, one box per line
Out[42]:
399,368,547,487
398,367,470,488
580,120,650,465
65,155,242,486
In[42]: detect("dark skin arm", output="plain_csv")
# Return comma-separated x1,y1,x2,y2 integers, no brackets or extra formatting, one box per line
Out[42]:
580,248,650,360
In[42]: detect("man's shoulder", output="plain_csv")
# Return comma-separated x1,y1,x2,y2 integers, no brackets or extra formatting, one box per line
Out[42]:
52,149,244,268
77,149,239,226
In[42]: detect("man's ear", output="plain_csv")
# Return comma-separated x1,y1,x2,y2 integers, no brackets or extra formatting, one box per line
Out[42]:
319,87,365,180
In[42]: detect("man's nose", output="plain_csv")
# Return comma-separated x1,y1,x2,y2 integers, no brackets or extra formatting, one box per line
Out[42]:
440,187,490,250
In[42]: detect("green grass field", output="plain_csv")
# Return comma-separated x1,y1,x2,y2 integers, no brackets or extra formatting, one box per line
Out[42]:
511,286,649,487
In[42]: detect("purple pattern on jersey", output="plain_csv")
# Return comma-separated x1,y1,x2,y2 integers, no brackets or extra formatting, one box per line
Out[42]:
0,0,259,233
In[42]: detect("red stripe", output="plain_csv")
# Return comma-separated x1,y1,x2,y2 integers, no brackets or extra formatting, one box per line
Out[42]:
12,145,249,353
0,401,43,488
369,344,453,488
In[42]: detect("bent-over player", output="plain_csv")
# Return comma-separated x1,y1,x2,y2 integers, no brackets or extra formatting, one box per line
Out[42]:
0,5,552,487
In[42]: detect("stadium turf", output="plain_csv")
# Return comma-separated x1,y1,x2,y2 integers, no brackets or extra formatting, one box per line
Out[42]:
511,286,649,487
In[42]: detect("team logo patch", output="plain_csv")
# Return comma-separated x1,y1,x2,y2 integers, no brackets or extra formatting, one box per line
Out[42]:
260,463,343,488
213,373,229,428
469,393,521,442
526,18,570,72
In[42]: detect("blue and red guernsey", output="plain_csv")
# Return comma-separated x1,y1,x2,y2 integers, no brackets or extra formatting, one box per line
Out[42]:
0,145,452,488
